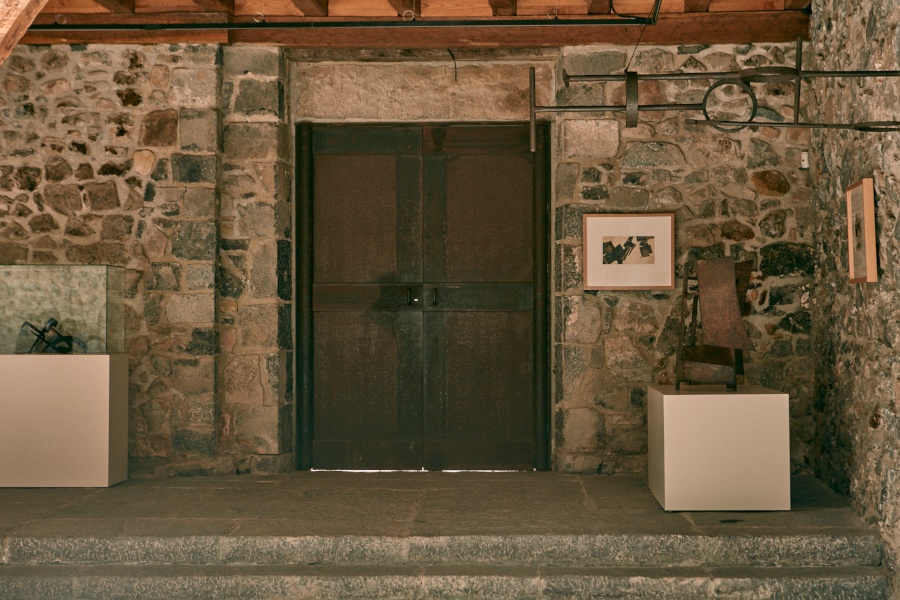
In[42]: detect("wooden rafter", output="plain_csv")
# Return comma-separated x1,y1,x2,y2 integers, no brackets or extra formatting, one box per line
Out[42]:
0,0,50,66
587,0,611,13
387,0,420,16
44,0,133,14
684,0,710,11
224,10,808,47
23,11,228,43
288,0,327,16
488,0,516,16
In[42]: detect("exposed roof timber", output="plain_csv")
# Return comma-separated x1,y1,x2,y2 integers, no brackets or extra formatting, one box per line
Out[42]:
24,11,229,43
213,11,805,47
587,0,611,13
488,0,516,17
683,0,710,11
387,0,420,16
289,0,327,16
0,0,50,65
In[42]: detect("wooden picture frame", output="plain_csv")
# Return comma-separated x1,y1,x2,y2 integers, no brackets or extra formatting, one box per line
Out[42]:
583,213,675,290
846,178,877,284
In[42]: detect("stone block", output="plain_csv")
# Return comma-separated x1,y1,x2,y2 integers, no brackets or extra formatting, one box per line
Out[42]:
759,242,815,277
277,239,292,301
291,62,553,121
561,408,603,453
234,79,282,118
556,244,582,292
612,299,659,335
171,221,216,261
224,122,284,161
752,170,791,196
250,239,278,298
224,354,264,404
234,404,280,454
238,304,279,349
145,263,181,291
563,120,619,158
558,296,602,344
65,242,128,266
165,293,214,324
172,428,215,455
173,357,215,396
562,51,626,76
235,201,276,238
223,46,282,79
183,188,216,218
184,327,217,355
185,264,214,290
139,110,178,147
604,336,649,371
43,183,82,215
621,142,686,168
170,68,218,108
172,154,217,184
178,109,219,152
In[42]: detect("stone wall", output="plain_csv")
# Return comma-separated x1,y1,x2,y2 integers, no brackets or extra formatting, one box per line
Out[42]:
288,45,816,474
0,44,292,477
553,44,816,473
0,42,819,477
807,0,900,587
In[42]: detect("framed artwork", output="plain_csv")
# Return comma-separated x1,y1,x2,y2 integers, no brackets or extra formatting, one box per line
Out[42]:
583,213,675,290
846,178,877,283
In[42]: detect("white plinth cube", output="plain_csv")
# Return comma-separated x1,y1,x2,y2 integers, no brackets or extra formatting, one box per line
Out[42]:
0,355,128,487
648,384,790,511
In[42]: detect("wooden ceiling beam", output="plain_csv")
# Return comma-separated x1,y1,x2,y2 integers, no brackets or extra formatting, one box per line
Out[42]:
23,11,228,43
223,10,809,46
288,0,327,16
0,0,51,67
135,0,232,13
387,0,420,16
488,0,516,16
683,0,710,11
587,0,610,14
43,0,133,14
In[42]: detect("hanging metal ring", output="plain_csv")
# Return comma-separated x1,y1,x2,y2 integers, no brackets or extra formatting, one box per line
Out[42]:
702,79,759,132
402,9,415,21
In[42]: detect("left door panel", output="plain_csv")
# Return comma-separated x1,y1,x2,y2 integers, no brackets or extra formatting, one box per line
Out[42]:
309,126,424,469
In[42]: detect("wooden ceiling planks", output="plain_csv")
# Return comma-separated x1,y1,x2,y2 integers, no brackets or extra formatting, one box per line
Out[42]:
22,0,812,46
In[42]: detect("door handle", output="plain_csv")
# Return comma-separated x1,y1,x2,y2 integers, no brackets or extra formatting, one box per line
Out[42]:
431,287,438,306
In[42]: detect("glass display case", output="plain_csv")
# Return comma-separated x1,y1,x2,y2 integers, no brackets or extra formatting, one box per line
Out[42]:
0,265,125,354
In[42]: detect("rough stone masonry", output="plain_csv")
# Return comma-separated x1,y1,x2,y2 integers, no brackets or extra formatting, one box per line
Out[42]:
0,41,817,478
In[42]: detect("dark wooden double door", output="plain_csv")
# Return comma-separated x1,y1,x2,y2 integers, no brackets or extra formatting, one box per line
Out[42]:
297,123,548,470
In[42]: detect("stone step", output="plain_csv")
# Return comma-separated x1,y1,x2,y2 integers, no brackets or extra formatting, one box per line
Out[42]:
2,533,883,569
0,564,887,599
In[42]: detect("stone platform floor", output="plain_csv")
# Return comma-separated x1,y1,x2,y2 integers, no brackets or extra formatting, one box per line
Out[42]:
0,471,871,539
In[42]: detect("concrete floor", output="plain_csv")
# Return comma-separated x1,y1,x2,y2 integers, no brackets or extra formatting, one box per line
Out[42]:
0,472,872,539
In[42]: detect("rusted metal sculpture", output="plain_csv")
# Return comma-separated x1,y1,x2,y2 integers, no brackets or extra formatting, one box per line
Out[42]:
20,317,85,354
675,257,753,391
529,37,900,151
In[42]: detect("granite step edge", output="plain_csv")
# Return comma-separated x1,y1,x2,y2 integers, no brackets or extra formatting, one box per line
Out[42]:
2,532,884,568
0,564,888,600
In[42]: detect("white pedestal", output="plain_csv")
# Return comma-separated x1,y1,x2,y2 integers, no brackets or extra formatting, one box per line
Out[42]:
648,384,790,511
0,355,128,487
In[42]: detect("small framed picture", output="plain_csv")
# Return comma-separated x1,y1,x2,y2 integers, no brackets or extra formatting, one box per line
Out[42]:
846,178,877,283
583,213,675,290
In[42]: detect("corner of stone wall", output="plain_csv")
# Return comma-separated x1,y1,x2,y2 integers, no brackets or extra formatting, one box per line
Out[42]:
218,46,294,474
